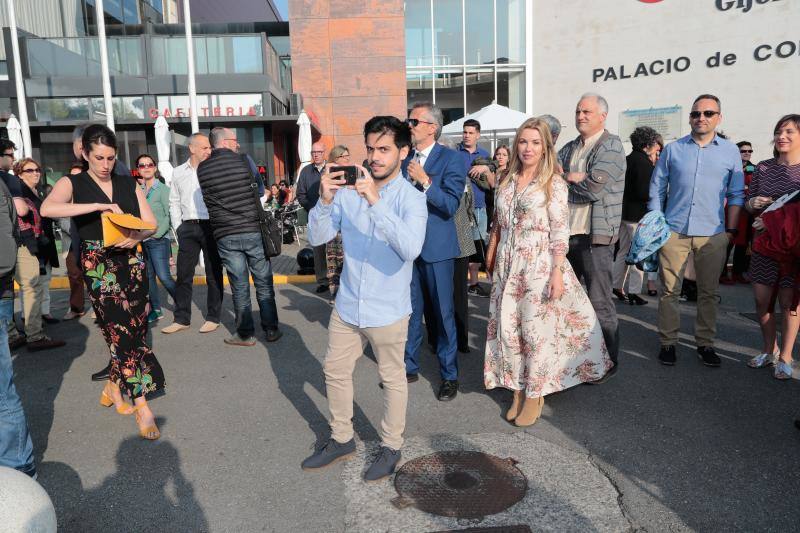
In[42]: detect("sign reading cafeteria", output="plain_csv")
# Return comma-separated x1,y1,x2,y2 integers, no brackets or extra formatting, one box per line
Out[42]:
530,0,799,161
149,93,264,120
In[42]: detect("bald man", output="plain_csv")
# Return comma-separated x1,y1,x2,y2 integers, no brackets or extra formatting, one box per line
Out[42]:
296,141,330,293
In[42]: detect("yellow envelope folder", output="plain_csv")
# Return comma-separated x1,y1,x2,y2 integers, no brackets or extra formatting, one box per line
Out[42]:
101,212,156,247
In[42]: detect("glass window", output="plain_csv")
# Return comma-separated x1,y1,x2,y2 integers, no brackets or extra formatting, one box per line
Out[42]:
89,97,145,120
34,98,91,121
465,67,494,114
434,70,464,124
405,0,432,67
407,70,433,110
464,0,494,65
496,0,525,64
231,36,263,74
39,131,78,184
151,37,187,75
433,0,462,67
497,69,525,112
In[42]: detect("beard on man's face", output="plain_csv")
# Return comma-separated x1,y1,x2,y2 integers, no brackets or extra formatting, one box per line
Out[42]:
369,157,400,180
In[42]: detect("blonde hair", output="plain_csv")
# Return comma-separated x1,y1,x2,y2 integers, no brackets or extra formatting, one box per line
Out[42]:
328,144,349,162
500,118,559,202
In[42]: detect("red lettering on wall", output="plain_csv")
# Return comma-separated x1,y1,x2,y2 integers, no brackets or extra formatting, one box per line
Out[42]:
226,107,235,116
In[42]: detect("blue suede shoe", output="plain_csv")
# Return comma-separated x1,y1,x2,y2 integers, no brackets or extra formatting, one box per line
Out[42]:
364,446,401,482
301,438,356,470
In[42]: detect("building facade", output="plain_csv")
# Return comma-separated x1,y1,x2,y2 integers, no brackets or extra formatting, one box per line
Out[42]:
292,0,797,164
0,0,297,184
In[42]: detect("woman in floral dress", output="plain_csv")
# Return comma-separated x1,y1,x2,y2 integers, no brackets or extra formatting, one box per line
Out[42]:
484,118,612,427
42,124,164,440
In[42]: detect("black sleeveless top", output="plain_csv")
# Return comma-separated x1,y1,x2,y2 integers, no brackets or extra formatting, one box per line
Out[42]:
69,172,140,241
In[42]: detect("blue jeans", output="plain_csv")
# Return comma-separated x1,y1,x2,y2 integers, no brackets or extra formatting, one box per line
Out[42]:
144,237,177,312
471,206,488,242
0,298,35,476
217,232,279,337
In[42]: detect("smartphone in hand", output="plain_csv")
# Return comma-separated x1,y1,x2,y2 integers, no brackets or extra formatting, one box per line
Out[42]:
330,166,359,186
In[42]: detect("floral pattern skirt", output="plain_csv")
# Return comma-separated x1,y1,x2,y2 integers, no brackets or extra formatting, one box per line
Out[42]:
484,233,612,398
81,241,165,400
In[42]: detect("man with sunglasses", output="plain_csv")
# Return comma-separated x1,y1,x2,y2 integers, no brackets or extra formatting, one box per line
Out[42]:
648,94,745,368
297,141,330,295
403,102,465,401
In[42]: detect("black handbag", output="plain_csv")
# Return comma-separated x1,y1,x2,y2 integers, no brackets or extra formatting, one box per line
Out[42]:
242,155,282,258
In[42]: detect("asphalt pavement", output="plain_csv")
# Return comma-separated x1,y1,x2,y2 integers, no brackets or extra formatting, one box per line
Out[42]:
9,280,800,532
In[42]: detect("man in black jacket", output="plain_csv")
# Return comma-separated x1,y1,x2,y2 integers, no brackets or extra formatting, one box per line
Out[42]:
296,141,329,294
197,127,282,346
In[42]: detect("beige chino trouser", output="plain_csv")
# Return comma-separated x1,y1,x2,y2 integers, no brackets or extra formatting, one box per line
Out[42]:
324,309,409,451
9,246,45,341
657,232,729,347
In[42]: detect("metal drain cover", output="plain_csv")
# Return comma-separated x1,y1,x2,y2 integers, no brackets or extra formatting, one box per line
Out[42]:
392,451,527,519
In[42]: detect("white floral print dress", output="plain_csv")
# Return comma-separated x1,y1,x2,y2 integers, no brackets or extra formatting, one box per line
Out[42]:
484,174,611,398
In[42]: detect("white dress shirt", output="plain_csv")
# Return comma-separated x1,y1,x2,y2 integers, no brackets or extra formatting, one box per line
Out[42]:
413,142,435,167
169,159,210,230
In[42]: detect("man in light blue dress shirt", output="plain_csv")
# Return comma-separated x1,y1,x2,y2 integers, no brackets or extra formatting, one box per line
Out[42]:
648,94,745,367
301,116,428,482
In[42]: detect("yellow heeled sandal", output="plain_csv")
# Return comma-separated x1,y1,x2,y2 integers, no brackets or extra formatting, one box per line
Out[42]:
134,408,161,441
99,383,135,415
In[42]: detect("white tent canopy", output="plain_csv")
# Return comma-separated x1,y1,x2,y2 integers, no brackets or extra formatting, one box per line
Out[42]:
441,102,530,137
154,115,174,185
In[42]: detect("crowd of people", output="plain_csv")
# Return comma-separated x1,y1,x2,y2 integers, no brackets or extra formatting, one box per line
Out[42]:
0,92,798,483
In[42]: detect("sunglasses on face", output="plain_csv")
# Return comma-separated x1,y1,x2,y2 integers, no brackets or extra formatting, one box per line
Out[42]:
740,149,753,153
21,168,41,174
137,162,155,169
689,110,720,119
406,118,434,127
2,152,14,158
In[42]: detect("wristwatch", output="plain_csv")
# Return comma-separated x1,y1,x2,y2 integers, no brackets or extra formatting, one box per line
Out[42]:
422,179,432,192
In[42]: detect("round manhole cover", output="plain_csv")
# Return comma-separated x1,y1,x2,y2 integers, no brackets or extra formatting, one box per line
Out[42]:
392,451,528,519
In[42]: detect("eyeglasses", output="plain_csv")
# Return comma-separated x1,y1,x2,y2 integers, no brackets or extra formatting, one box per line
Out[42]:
689,110,720,119
137,162,156,169
21,168,41,174
740,149,753,153
406,118,435,127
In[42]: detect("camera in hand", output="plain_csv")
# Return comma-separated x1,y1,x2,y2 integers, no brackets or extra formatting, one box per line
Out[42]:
331,165,359,186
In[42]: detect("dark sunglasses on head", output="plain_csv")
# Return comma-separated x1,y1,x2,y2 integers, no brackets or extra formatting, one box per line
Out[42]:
406,118,434,127
740,149,753,153
690,110,720,119
137,162,155,169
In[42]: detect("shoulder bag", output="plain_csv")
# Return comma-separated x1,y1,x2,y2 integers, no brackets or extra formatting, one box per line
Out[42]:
242,155,282,258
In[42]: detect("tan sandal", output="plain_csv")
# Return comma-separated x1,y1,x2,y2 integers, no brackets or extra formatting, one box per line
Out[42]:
134,407,161,440
99,382,135,415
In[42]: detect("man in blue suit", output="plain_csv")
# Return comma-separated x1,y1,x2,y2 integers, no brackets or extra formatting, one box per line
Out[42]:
403,102,466,401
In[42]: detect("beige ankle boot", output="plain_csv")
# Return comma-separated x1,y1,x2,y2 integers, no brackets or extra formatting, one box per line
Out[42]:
505,390,525,421
514,396,544,427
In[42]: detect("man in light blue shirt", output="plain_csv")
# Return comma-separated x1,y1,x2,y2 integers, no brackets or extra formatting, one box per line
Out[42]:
648,94,745,367
301,116,428,482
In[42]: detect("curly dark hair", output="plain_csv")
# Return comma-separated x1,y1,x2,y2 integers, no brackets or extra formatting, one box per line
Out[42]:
630,126,661,152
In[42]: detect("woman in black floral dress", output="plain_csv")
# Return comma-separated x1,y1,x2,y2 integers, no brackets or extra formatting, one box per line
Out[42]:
42,124,163,440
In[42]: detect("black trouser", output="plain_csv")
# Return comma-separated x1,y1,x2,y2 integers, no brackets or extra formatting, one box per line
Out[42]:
453,256,469,350
722,241,750,277
567,235,619,364
174,220,224,326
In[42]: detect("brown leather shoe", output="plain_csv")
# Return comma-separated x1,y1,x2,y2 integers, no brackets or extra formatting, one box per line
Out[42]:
27,337,66,352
